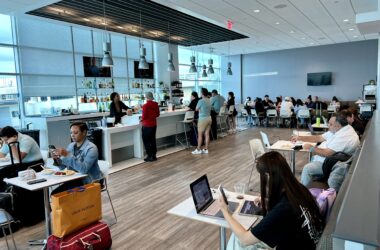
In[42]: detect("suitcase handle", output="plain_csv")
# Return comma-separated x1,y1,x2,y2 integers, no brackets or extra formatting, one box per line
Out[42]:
79,232,101,248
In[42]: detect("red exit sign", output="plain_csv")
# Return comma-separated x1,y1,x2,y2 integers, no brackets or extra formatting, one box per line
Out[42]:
227,20,233,30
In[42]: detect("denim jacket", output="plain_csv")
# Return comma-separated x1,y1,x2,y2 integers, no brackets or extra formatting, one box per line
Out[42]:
60,138,102,184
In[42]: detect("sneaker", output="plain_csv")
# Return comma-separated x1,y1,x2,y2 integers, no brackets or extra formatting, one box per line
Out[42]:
192,149,202,155
202,149,208,154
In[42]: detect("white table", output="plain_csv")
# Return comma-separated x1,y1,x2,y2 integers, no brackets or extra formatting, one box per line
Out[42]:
168,189,259,250
270,140,316,174
4,171,86,245
312,123,329,130
0,158,12,167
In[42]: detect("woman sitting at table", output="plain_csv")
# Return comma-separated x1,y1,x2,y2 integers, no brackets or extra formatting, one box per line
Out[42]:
52,122,102,193
109,92,130,124
218,151,324,250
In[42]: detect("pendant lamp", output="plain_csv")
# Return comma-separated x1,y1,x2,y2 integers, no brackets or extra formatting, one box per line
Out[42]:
138,11,149,70
189,56,197,73
226,41,232,75
101,0,113,67
207,47,214,74
167,22,175,71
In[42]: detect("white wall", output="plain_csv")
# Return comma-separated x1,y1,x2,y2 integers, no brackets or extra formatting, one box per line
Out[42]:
241,40,378,102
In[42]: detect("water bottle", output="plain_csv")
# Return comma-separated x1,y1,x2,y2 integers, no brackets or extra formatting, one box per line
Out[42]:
101,116,107,128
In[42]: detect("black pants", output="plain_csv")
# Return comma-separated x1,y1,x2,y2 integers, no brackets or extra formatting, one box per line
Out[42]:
211,111,218,140
142,126,157,157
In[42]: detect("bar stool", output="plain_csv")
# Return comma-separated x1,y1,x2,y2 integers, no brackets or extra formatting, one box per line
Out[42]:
175,111,195,148
216,106,228,136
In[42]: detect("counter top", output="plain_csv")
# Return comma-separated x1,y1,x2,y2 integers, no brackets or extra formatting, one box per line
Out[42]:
45,112,109,122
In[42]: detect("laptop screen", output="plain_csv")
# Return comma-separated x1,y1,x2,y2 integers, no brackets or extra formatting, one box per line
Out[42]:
190,175,213,213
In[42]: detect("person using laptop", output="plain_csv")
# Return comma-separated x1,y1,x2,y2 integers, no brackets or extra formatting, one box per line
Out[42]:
292,112,359,190
217,151,324,249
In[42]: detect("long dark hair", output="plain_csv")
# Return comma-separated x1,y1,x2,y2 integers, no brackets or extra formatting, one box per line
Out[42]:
228,91,235,100
256,152,323,228
110,92,119,103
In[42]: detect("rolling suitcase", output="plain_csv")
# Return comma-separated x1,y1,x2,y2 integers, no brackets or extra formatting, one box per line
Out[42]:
47,222,112,250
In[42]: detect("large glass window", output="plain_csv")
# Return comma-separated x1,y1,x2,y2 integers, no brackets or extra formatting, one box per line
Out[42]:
0,15,13,45
178,47,221,104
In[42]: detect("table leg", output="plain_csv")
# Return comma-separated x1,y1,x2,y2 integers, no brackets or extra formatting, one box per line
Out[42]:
220,227,226,250
29,188,51,246
292,150,296,175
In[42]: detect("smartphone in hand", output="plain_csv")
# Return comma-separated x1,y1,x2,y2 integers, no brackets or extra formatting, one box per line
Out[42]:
48,145,59,166
219,185,229,205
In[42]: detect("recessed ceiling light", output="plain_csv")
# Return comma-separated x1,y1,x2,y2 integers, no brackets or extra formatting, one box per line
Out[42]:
253,9,260,13
101,21,106,25
353,35,358,38
310,42,314,45
274,4,287,9
290,30,295,33
83,18,90,21
343,19,349,22
349,28,355,31
275,22,280,25
301,37,306,40
117,26,123,29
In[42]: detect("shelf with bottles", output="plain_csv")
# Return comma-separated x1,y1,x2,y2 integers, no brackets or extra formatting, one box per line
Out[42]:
170,80,182,89
79,78,115,90
129,79,156,89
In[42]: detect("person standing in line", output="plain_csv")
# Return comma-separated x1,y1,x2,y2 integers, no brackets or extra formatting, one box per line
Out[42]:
192,88,212,155
227,91,238,133
141,92,160,162
210,89,226,140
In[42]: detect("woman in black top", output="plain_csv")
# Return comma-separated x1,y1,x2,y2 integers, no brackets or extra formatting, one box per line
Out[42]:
218,151,324,250
227,91,237,132
188,91,200,120
109,92,130,124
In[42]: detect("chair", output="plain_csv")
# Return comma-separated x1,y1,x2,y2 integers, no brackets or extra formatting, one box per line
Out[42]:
0,209,17,250
250,109,259,126
279,109,292,128
247,139,266,191
97,160,117,226
175,111,195,148
266,109,277,127
237,108,250,127
327,105,336,114
297,109,310,127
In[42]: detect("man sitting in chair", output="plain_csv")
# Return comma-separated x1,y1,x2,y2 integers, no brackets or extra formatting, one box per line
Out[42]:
0,126,43,166
292,112,359,190
52,122,102,193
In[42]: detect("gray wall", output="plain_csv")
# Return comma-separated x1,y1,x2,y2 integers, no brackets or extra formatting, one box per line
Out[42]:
241,40,378,102
221,54,242,103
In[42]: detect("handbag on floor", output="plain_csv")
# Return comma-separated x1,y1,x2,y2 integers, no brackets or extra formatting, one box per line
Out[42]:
51,183,102,238
47,221,112,250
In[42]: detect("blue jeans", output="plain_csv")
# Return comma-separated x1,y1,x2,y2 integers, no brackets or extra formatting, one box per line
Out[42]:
301,161,348,191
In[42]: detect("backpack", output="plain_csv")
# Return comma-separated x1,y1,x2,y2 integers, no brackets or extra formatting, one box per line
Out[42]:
309,188,336,222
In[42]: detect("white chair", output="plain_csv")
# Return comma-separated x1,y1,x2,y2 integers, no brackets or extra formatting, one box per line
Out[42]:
0,209,17,250
297,109,310,127
266,109,278,127
279,109,292,128
327,105,336,113
250,109,259,126
247,139,266,190
227,105,235,115
175,111,195,148
238,108,250,127
98,160,117,226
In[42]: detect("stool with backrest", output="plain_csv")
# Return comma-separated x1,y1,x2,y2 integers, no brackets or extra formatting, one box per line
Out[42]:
175,111,195,148
216,106,228,136
97,160,117,226
247,139,266,191
0,209,17,250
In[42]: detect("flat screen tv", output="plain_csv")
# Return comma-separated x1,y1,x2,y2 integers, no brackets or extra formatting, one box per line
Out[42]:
134,61,154,79
307,72,332,86
83,56,111,77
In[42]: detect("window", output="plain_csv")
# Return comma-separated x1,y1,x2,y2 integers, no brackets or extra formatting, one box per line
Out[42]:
178,47,221,102
0,14,13,45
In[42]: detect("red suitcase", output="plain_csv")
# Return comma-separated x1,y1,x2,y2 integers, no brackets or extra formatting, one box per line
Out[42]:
47,222,112,250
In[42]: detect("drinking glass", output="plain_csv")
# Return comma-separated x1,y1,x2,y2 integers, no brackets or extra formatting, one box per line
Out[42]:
234,183,246,199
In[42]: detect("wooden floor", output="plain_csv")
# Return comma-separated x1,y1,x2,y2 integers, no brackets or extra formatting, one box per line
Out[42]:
3,126,311,250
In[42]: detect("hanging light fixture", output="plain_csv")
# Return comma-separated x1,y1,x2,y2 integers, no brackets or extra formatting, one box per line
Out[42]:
226,41,232,75
207,46,214,74
167,22,175,71
201,48,207,77
189,30,197,73
138,11,149,69
101,0,113,67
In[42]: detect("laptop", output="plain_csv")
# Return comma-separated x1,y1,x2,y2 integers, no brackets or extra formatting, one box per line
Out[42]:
190,175,238,218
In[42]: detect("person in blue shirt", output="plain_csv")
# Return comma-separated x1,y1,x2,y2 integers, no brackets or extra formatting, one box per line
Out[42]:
52,122,102,193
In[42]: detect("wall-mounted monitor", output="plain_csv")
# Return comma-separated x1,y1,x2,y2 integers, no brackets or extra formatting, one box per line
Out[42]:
134,61,154,79
307,72,332,86
83,56,111,77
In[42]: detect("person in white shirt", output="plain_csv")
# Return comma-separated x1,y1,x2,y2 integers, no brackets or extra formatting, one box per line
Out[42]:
280,97,294,115
292,112,359,190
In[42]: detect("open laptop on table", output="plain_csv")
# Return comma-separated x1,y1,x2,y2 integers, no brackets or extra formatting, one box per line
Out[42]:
190,174,239,218
308,123,325,135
